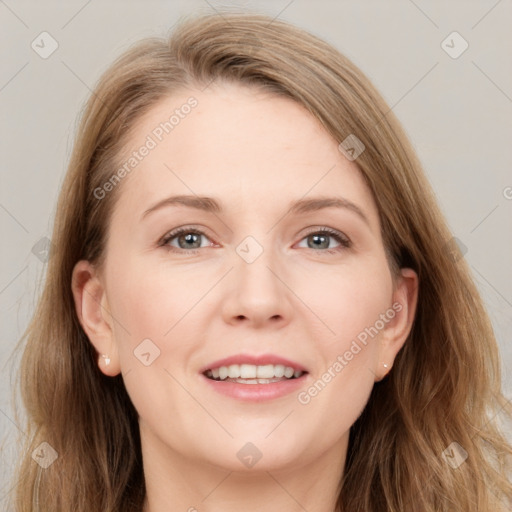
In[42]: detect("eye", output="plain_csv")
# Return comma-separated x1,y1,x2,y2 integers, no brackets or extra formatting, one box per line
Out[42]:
296,227,351,254
159,227,213,253
158,226,351,255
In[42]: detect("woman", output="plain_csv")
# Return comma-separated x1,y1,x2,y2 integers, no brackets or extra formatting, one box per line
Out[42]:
11,12,511,512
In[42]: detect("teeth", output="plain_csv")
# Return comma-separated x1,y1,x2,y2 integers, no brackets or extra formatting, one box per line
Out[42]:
284,367,294,378
205,364,304,381
256,364,274,379
232,378,284,384
219,366,229,380
274,364,285,378
240,364,257,378
228,364,239,378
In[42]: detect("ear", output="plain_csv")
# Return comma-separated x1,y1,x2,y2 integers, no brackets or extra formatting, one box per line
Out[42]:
374,267,418,382
71,260,121,376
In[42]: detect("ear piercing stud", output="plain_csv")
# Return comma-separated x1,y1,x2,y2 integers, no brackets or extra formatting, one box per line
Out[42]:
383,363,389,369
102,354,111,366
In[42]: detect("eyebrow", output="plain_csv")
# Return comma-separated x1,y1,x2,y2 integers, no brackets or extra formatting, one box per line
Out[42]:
141,194,370,226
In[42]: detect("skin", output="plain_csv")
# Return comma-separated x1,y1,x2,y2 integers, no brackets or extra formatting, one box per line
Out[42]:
72,82,418,512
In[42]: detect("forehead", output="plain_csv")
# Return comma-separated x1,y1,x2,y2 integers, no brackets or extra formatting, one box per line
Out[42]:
111,82,380,227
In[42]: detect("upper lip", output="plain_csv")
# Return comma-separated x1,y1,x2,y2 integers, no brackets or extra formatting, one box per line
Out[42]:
200,354,308,373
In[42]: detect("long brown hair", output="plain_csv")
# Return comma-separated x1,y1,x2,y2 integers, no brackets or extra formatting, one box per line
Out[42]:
9,12,512,511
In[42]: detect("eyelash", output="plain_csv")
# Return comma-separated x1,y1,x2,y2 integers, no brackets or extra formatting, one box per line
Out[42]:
159,226,352,255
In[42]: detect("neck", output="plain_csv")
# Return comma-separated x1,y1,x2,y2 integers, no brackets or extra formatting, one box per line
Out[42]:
140,426,348,512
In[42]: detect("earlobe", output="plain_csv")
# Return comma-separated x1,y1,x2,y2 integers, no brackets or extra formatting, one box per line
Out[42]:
374,267,419,382
71,260,120,376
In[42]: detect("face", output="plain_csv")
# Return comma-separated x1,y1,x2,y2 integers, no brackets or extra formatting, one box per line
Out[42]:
74,82,417,475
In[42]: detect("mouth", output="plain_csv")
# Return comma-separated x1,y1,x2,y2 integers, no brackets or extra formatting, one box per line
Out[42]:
200,354,309,401
203,363,307,384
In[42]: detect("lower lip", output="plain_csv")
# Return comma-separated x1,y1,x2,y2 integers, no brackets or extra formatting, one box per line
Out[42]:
201,374,308,402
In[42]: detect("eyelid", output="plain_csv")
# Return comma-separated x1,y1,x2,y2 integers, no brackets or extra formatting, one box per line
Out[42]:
158,225,215,251
300,226,351,243
159,225,351,253
296,226,352,251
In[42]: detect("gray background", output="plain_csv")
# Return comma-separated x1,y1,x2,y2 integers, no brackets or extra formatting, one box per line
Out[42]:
1,0,511,506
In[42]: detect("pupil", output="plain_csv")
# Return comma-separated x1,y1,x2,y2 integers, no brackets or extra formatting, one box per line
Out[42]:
309,234,328,249
179,233,201,249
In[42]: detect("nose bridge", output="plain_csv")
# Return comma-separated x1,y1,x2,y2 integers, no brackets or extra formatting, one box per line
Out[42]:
222,233,291,324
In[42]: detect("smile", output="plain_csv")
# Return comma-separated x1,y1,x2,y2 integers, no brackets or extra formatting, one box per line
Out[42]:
204,363,305,384
200,354,309,401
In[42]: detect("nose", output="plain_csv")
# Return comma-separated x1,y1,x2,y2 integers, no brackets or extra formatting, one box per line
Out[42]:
221,246,293,329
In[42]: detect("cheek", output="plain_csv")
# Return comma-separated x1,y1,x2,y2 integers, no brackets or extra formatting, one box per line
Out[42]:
298,257,393,348
296,356,375,457
295,260,390,412
106,253,205,341
106,258,203,435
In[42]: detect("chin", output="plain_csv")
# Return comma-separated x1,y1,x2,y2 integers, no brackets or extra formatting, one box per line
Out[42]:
197,436,308,474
